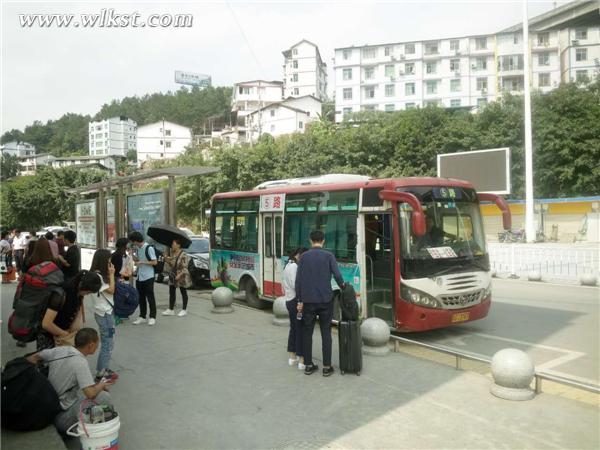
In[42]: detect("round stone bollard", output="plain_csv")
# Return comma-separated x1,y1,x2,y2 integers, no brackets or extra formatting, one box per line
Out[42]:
527,270,542,282
579,274,598,287
490,348,535,401
360,318,390,356
491,269,497,278
211,287,234,314
272,296,289,326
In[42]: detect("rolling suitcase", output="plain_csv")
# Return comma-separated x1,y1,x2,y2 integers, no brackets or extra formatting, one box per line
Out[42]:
338,320,362,376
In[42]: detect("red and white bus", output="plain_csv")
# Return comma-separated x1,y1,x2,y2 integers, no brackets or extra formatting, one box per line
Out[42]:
209,174,511,332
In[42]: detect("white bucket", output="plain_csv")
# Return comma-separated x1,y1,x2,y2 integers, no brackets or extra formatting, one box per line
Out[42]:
67,415,120,450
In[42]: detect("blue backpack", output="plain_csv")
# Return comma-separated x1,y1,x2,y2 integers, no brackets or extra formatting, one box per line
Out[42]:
113,282,139,318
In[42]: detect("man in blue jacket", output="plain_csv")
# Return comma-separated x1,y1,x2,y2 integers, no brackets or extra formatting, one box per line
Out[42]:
296,230,344,376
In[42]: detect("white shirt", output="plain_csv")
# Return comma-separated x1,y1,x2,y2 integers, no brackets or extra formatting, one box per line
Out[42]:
12,235,27,250
282,261,298,301
87,272,114,316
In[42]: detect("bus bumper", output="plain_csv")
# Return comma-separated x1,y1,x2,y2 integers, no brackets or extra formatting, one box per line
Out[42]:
396,296,491,332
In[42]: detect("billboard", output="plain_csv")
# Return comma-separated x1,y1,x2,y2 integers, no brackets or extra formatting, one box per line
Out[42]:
76,199,98,248
437,147,511,194
105,197,116,248
126,190,167,239
174,70,211,88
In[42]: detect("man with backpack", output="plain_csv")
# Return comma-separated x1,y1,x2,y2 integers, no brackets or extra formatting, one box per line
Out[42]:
25,328,116,434
128,231,158,326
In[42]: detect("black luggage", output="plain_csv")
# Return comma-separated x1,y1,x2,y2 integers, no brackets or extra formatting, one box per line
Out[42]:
339,284,359,321
338,320,362,375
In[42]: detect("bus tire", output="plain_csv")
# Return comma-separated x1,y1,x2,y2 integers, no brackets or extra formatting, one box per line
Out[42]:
242,277,267,309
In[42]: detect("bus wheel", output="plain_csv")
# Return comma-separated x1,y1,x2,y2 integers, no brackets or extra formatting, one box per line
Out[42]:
242,278,267,309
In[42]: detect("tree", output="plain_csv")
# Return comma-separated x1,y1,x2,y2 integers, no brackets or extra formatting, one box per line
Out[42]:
0,154,20,181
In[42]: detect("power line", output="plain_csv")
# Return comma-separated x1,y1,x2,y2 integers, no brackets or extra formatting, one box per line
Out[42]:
225,2,267,79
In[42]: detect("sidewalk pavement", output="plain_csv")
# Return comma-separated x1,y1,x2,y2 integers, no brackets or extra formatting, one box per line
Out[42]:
1,281,599,450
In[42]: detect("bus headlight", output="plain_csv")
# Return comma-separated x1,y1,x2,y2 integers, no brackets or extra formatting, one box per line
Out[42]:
401,285,442,309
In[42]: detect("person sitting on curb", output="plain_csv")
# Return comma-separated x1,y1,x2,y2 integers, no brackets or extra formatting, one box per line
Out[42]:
26,328,116,434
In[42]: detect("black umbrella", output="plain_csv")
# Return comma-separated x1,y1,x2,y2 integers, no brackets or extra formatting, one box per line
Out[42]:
147,224,192,249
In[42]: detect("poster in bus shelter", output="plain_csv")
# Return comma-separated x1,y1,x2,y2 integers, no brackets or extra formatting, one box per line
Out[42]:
126,190,166,240
76,200,97,248
105,197,116,248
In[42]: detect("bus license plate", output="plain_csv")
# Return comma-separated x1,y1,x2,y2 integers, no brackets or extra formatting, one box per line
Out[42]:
451,312,470,323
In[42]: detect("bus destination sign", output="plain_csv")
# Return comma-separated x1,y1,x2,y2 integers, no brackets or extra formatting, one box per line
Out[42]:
260,194,285,212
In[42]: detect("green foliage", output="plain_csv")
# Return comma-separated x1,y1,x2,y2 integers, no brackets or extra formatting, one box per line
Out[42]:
0,154,20,181
0,167,107,230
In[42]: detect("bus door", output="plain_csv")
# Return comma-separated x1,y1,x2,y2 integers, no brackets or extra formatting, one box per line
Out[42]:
364,213,394,324
262,213,284,298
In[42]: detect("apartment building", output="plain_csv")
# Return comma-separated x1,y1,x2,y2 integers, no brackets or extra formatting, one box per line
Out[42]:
137,120,192,164
50,155,116,174
0,141,36,158
88,116,137,157
18,154,55,176
282,40,328,101
334,1,599,121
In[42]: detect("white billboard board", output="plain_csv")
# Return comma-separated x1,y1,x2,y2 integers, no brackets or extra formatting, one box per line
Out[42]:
437,147,511,194
174,70,211,88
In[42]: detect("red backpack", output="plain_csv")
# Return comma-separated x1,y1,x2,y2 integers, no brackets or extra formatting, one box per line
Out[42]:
8,262,65,343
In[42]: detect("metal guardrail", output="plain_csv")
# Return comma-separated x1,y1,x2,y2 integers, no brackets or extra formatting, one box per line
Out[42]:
390,334,600,395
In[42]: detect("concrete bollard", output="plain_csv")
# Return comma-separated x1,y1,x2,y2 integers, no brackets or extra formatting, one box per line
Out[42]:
527,271,542,282
361,318,390,356
211,287,234,314
490,348,535,401
579,274,598,287
272,297,289,326
491,269,497,278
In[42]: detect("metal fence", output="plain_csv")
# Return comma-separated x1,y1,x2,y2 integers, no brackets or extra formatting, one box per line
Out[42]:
488,243,599,280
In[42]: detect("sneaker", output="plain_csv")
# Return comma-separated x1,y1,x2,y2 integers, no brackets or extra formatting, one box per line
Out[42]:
298,363,306,371
148,318,156,326
304,364,319,375
162,309,175,316
323,366,335,377
177,310,187,317
288,357,299,366
132,317,147,325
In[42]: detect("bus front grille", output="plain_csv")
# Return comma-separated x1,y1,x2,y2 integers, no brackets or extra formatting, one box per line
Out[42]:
439,290,484,308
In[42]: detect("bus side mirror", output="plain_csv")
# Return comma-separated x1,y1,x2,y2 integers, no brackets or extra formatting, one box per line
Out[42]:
478,193,511,230
412,211,426,237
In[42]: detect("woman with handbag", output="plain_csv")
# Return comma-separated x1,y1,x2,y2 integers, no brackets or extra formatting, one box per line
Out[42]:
162,237,192,317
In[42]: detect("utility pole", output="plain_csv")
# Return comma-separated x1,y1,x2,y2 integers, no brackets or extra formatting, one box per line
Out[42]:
522,0,536,242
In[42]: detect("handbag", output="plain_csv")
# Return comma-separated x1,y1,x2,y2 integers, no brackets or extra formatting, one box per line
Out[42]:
169,252,182,285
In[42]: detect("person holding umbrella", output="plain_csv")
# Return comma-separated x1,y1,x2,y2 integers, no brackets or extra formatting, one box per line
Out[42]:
162,237,192,317
128,231,158,326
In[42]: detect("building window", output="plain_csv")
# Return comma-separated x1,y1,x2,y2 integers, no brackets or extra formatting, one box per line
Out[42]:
293,60,298,69
474,56,487,70
538,52,550,66
270,109,275,117
270,124,275,132
450,79,461,92
343,107,352,116
405,43,415,54
424,42,439,55
537,32,549,46
450,99,461,108
404,63,414,75
165,130,171,136
343,88,353,100
424,100,440,107
293,48,298,55
363,105,376,111
476,77,488,91
450,59,460,72
166,141,172,148
575,48,587,62
343,49,351,60
159,140,163,145
343,68,353,80
426,61,437,74
477,98,488,108
362,47,377,59
475,37,487,50
385,104,395,112
385,65,395,77
576,70,588,83
384,46,391,56
575,28,587,40
498,55,523,71
365,86,375,99
425,80,438,94
513,33,521,44
292,73,298,82
450,40,459,51
385,84,395,97
502,76,524,92
298,121,304,129
405,83,415,95
293,88,299,95
538,73,550,87
364,67,375,80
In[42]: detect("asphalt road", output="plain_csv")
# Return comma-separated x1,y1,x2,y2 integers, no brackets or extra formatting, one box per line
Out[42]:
406,278,600,384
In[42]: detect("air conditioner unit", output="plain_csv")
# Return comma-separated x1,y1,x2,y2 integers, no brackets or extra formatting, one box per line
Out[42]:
390,76,396,81
455,50,461,56
398,71,405,76
454,71,461,77
400,55,406,60
571,39,579,46
391,56,397,61
481,88,487,94
471,64,477,69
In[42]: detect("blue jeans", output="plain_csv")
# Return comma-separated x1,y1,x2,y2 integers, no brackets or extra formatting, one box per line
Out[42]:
94,312,115,373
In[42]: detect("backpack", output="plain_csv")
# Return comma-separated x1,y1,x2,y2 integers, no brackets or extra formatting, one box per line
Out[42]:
112,282,139,318
339,283,359,321
8,261,65,343
1,356,63,431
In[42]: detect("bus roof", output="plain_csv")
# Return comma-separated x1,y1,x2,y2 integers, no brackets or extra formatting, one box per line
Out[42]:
212,177,476,200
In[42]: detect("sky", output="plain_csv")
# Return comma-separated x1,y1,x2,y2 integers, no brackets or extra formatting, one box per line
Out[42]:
1,0,568,134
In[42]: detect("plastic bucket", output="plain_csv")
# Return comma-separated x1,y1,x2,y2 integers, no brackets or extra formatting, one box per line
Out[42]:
66,415,120,450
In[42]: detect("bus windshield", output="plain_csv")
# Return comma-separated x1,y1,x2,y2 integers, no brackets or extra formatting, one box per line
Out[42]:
397,187,489,279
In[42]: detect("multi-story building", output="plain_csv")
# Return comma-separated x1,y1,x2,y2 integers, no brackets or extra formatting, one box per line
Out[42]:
282,40,328,101
88,116,137,157
246,95,322,141
334,1,599,121
137,120,192,165
18,154,55,176
0,141,36,158
50,155,116,174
